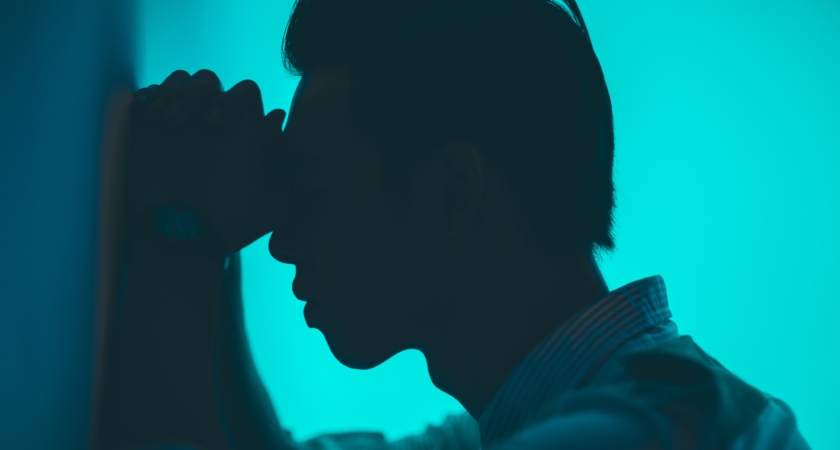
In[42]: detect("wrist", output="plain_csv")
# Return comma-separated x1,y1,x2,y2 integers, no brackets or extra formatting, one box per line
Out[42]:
130,204,228,261
119,234,229,353
128,234,229,268
111,236,230,449
123,236,229,316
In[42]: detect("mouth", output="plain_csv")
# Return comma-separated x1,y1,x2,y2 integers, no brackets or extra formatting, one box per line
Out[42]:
303,302,321,328
292,279,317,303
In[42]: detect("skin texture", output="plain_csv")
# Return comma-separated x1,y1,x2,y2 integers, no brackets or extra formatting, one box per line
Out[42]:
269,60,611,418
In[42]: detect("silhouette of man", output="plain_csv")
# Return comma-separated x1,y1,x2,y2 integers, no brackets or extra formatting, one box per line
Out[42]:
95,0,810,449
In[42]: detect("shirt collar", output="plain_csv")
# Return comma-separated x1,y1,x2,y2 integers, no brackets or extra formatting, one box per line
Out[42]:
477,275,673,448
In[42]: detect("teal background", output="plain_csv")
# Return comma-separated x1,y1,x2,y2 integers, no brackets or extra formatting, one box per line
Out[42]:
137,0,839,447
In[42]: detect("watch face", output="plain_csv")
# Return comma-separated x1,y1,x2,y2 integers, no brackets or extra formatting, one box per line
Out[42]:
154,204,206,241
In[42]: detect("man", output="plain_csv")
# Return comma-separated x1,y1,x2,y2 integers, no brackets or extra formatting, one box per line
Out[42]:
95,0,810,449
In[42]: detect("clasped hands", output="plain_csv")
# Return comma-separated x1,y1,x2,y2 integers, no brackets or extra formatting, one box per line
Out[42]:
128,69,292,255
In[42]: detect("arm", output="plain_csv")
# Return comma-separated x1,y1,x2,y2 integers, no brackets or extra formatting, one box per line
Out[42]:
215,250,298,450
95,238,230,450
94,70,291,449
95,238,296,450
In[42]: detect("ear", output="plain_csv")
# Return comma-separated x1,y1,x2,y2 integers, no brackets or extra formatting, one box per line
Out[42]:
440,141,488,244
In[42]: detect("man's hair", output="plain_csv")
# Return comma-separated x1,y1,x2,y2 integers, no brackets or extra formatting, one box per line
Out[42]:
282,0,616,255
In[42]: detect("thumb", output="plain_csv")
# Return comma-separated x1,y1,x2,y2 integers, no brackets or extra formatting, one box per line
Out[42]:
260,109,289,171
259,109,293,199
260,108,286,148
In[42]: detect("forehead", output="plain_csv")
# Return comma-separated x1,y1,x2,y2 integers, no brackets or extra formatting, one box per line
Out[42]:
284,62,378,164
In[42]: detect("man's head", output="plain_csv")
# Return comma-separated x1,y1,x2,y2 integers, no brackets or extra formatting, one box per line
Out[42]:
268,0,615,370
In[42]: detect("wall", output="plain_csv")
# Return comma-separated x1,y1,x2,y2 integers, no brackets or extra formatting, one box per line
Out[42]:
0,1,134,449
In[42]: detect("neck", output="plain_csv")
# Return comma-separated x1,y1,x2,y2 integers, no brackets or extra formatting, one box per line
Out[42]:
422,251,609,419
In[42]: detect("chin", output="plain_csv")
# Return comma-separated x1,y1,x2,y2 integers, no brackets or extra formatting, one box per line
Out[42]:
321,328,400,370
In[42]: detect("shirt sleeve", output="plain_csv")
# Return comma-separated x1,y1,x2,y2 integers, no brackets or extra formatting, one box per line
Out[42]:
729,395,811,450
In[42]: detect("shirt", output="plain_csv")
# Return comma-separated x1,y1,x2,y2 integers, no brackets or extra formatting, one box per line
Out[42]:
476,275,810,450
291,275,808,450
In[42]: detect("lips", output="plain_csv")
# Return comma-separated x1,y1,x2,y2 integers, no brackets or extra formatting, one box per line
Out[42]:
293,278,321,327
292,280,317,303
303,302,320,328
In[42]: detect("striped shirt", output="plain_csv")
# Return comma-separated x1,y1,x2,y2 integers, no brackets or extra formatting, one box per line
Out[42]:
139,276,807,449
477,275,810,450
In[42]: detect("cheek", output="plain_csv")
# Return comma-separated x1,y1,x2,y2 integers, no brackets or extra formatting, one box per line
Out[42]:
311,191,401,320
309,200,413,363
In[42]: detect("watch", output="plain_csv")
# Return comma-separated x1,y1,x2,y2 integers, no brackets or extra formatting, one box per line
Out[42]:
135,204,225,258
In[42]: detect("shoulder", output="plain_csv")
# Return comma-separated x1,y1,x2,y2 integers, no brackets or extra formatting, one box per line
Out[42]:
486,383,811,450
484,398,666,450
730,395,812,450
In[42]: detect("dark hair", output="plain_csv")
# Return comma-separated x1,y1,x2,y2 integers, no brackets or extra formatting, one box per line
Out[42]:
282,0,616,255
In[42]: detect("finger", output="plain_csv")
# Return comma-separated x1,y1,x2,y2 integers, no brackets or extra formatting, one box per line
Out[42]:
260,109,291,186
133,85,155,102
163,70,223,129
131,84,158,113
131,86,154,118
148,82,176,105
162,70,190,87
260,109,287,153
145,82,180,125
163,100,191,129
206,80,264,129
148,96,169,124
131,84,167,125
179,69,224,106
191,69,223,89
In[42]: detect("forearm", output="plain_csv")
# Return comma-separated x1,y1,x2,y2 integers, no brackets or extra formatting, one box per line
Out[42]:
214,251,297,450
97,237,229,450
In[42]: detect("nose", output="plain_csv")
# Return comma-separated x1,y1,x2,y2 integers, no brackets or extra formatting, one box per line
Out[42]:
268,218,302,265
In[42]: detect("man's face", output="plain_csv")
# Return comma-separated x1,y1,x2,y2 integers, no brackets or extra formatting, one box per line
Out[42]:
268,62,448,370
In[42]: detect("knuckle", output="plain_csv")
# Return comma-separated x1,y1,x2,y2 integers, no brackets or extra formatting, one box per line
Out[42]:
133,88,149,101
185,70,222,98
163,70,190,85
239,79,260,92
228,80,261,101
192,69,222,86
194,68,218,78
150,84,173,102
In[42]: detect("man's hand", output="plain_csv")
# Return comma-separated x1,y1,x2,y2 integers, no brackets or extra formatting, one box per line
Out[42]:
98,70,291,450
128,69,289,255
